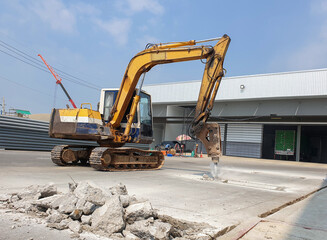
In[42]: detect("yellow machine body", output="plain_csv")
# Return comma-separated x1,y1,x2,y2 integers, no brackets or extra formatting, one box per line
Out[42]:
49,35,231,170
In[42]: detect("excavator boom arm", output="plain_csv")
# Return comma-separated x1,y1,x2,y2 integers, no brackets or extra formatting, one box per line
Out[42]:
110,35,231,131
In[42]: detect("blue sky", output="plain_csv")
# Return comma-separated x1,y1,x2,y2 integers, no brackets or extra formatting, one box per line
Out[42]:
0,0,327,114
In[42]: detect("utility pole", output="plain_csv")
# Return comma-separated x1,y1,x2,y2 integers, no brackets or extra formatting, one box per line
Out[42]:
1,97,5,115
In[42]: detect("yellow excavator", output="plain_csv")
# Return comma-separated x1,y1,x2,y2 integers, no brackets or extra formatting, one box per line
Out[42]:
49,34,231,171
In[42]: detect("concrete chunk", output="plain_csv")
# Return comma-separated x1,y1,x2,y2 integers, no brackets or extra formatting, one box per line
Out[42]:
57,194,78,214
83,201,97,215
17,184,57,201
46,210,67,224
74,181,111,206
75,198,86,209
0,193,11,202
68,182,77,192
33,194,63,209
68,220,82,234
38,184,57,198
91,195,125,235
126,219,172,240
109,183,128,196
119,194,137,208
125,201,155,224
81,215,91,225
122,230,140,240
17,185,41,200
70,209,83,220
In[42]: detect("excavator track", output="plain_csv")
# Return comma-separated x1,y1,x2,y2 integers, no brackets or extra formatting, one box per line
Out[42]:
51,145,69,166
51,145,92,166
89,147,164,171
51,145,164,171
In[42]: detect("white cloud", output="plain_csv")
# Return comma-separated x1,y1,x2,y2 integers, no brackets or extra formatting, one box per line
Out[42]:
93,0,164,45
72,2,100,16
127,0,164,15
117,0,164,15
311,0,327,14
95,18,131,46
286,41,327,70
31,0,76,33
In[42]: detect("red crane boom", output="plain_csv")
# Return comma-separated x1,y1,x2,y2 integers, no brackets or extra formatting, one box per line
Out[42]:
38,54,77,109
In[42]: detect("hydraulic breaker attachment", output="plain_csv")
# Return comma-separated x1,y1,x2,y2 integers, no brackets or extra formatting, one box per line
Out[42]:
195,123,222,163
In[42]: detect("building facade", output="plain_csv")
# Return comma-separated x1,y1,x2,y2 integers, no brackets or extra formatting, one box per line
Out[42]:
143,68,327,164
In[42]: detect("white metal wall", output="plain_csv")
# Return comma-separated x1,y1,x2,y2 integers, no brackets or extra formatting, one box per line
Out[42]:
152,124,164,149
144,68,327,104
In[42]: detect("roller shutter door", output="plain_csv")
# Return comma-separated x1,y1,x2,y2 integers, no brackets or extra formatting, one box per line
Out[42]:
225,123,263,158
218,123,225,153
219,124,225,141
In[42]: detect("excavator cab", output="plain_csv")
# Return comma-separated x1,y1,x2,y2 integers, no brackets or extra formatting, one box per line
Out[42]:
100,88,154,142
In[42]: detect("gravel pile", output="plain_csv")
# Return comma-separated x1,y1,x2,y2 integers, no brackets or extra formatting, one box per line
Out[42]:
0,181,222,240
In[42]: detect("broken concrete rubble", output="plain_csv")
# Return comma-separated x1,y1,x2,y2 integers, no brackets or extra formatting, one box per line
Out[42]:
91,195,125,235
70,209,83,220
57,194,78,214
46,209,67,223
125,201,155,224
119,194,135,208
17,183,57,200
126,218,172,240
109,182,128,196
33,194,63,210
74,181,111,206
68,220,82,234
0,193,11,202
81,215,91,225
0,181,224,239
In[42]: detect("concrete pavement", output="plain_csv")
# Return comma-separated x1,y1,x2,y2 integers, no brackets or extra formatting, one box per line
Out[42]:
220,185,327,239
0,150,327,239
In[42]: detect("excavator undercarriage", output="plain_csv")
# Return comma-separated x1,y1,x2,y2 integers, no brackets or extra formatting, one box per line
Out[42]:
51,145,164,171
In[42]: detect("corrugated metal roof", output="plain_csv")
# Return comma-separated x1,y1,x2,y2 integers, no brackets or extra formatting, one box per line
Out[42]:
143,68,327,104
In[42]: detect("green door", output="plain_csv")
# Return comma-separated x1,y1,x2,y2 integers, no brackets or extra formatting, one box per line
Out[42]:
274,130,295,155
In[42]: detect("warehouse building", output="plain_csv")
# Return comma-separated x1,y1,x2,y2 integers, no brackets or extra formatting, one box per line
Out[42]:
143,68,327,164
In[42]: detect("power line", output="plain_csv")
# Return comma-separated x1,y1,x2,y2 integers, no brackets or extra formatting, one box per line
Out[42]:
0,31,105,84
0,49,50,74
0,74,66,101
0,38,103,87
0,45,100,90
0,39,101,91
0,48,100,91
0,41,47,70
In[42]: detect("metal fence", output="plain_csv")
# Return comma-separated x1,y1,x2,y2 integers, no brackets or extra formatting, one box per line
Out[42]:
0,115,148,151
